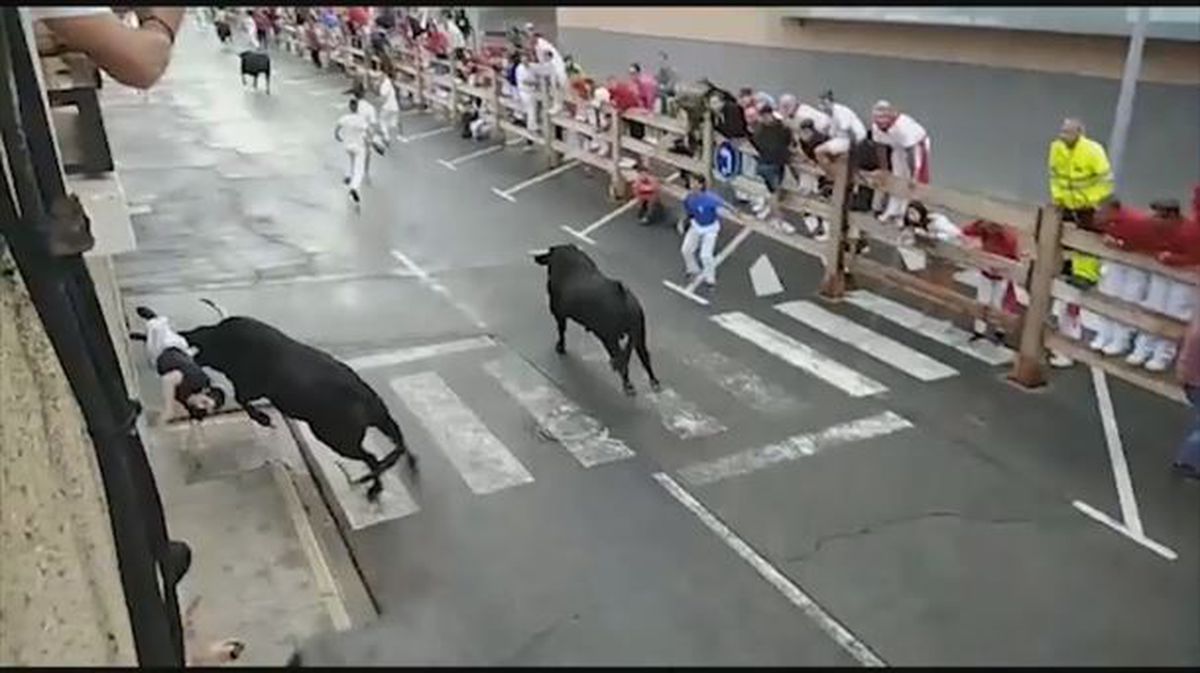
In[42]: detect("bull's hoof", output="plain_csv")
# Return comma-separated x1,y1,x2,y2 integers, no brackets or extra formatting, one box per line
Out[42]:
366,479,383,502
622,382,636,396
650,380,663,393
555,342,566,355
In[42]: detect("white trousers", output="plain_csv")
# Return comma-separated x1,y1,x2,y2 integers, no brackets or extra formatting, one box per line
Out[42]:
1130,274,1195,363
681,222,719,285
974,275,1009,334
345,147,365,192
518,90,539,132
880,138,931,221
379,107,399,143
1091,262,1148,350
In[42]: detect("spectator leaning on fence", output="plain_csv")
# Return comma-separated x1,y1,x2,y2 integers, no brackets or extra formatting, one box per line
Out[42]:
1168,184,1200,479
814,90,868,180
1090,197,1156,360
1134,200,1196,373
749,103,796,234
655,51,676,115
870,100,932,225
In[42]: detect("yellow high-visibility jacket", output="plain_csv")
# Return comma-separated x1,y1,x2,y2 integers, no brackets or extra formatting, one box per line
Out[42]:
1047,136,1114,211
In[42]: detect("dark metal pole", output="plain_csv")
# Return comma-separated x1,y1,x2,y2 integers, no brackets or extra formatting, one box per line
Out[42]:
0,8,184,665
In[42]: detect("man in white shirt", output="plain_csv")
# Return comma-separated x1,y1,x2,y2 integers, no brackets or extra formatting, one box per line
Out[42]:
514,52,540,135
533,32,567,115
814,90,867,176
377,71,400,146
335,98,370,203
870,100,932,223
350,87,380,179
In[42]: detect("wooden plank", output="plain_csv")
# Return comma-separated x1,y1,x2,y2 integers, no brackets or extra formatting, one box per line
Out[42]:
781,193,834,221
1050,283,1188,341
622,136,706,175
847,212,1031,280
849,256,1022,334
1044,333,1186,404
551,140,611,172
718,134,825,177
1060,227,1198,286
498,120,543,145
622,109,687,136
550,114,606,140
855,170,1040,234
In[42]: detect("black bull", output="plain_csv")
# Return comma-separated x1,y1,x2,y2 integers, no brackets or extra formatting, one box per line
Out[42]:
533,244,661,395
179,314,416,501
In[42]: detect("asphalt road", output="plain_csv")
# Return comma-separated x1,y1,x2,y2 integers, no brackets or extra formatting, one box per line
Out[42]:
107,20,1198,666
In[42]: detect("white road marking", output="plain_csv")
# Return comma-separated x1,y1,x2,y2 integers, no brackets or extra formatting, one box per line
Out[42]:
124,269,419,296
842,291,1014,366
678,411,913,486
712,312,888,398
653,473,886,667
562,226,598,245
1072,500,1177,561
749,254,784,297
1089,367,1143,535
344,336,498,371
578,343,726,440
673,335,799,415
397,126,453,144
391,371,534,495
569,198,639,237
129,204,154,216
483,355,635,467
683,226,755,293
662,279,710,306
775,301,959,382
389,248,429,280
438,140,517,169
293,421,420,530
492,160,581,201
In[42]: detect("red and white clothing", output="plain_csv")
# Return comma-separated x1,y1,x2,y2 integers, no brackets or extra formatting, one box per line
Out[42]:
818,102,867,156
872,113,932,221
961,221,1022,333
534,36,567,113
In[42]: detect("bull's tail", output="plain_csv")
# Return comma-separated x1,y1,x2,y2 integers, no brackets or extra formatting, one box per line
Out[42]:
370,399,417,476
199,298,228,320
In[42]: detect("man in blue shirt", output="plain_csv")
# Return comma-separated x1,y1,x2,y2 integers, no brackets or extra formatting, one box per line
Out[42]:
680,175,730,289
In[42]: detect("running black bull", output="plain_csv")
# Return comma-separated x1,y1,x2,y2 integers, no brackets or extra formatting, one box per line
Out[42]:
239,50,271,94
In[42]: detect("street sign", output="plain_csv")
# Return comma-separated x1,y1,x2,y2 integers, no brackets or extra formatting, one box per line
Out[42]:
714,140,740,181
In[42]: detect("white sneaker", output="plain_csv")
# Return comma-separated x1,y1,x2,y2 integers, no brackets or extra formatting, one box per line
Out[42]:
1144,353,1173,372
1101,337,1132,357
1125,343,1154,367
1048,352,1074,368
1088,334,1109,351
773,219,796,234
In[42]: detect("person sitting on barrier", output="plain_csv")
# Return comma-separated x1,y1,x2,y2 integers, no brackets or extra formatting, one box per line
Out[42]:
1125,199,1196,373
815,90,867,180
655,51,677,115
749,103,796,234
533,31,568,115
633,166,664,226
680,174,731,293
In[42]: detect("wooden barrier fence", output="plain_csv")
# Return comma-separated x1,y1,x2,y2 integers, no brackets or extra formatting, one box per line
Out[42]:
272,26,1195,404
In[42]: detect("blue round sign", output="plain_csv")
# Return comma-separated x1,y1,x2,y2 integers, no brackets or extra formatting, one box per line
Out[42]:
714,141,740,181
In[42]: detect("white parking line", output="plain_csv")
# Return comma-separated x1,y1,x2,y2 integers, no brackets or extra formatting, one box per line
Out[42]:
397,126,453,144
1090,367,1143,534
483,355,636,467
653,473,886,667
1072,500,1177,561
389,248,429,280
344,336,498,371
663,226,756,306
842,291,1014,366
492,160,581,202
438,138,523,171
775,301,959,382
677,411,914,486
561,199,639,245
391,371,534,495
712,312,888,398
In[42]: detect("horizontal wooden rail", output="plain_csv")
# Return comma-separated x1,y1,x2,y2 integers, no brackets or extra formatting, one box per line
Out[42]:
855,170,1040,235
1045,333,1186,403
1050,281,1188,341
1060,227,1198,286
847,212,1032,280
621,108,687,136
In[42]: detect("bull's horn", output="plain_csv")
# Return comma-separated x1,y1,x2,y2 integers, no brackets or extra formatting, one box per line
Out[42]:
527,248,550,257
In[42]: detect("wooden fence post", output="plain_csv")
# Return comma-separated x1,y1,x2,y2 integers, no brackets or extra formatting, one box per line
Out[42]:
819,157,852,299
701,110,714,187
609,106,627,201
542,79,559,168
1010,205,1063,388
491,68,505,143
447,52,459,119
414,50,426,110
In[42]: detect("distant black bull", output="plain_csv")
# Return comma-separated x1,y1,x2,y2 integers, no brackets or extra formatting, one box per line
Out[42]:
239,50,271,94
533,244,661,395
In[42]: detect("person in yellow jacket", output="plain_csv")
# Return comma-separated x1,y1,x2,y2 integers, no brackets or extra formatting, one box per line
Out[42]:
1046,118,1113,366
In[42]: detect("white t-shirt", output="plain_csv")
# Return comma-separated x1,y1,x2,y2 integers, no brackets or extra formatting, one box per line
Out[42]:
336,112,370,152
444,20,465,51
515,63,538,94
872,113,928,151
145,316,190,362
829,102,867,144
796,104,832,136
379,77,398,111
357,98,378,126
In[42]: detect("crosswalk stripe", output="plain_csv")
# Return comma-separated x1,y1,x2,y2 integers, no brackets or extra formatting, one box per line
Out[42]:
672,334,800,415
711,312,888,398
292,421,420,530
344,336,497,371
390,371,534,495
577,342,726,440
677,411,914,486
482,355,635,467
775,300,959,382
842,291,1014,366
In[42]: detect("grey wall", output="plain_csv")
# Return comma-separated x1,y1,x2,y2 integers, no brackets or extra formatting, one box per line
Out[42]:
560,27,1200,208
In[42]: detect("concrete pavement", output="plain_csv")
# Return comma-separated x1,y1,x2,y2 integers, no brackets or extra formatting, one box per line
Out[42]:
106,20,1198,666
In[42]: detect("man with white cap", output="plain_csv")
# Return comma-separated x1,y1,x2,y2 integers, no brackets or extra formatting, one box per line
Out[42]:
533,31,568,114
870,100,931,223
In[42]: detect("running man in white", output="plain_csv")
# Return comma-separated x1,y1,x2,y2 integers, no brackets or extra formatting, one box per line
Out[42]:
350,86,380,181
377,69,401,146
335,98,369,204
